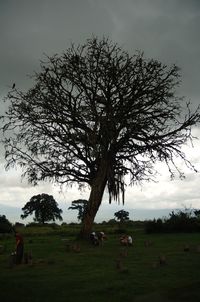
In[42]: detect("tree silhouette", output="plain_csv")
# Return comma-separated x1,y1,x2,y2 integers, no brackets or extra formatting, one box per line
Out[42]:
1,37,199,238
0,215,13,233
68,199,88,222
21,193,63,224
114,210,130,223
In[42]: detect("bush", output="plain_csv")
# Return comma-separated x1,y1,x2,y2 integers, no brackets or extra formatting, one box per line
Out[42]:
14,222,25,228
0,215,13,233
145,208,200,233
26,222,46,227
114,228,127,234
145,219,164,234
106,219,117,226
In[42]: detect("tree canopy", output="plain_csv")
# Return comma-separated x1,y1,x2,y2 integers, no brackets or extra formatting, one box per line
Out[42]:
114,210,130,223
1,36,199,237
21,193,63,224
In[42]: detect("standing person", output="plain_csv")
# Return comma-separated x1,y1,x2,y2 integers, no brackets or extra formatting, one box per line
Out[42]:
15,231,24,264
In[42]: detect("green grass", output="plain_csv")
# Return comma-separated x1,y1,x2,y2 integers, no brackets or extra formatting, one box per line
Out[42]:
0,226,200,302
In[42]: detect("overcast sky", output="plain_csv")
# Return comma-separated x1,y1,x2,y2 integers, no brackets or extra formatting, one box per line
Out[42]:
0,0,200,223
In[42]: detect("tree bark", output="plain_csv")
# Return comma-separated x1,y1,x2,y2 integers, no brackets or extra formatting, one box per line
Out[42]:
79,159,108,239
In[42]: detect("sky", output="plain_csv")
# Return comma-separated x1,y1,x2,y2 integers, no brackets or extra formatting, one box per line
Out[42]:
0,0,200,223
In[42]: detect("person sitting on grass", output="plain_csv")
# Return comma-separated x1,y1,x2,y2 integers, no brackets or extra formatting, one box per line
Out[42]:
90,232,99,246
97,231,107,244
120,234,133,246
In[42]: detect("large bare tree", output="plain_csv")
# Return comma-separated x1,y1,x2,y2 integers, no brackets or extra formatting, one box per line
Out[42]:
1,37,199,238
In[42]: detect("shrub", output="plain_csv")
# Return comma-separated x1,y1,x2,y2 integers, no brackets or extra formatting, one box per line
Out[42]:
114,228,127,234
26,222,45,227
145,219,164,234
145,208,200,233
0,215,13,233
14,222,25,228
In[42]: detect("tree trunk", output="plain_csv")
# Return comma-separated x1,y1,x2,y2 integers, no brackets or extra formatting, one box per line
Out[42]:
79,160,108,239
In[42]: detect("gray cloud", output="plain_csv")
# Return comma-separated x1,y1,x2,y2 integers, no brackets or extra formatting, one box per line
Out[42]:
1,0,200,101
103,0,200,104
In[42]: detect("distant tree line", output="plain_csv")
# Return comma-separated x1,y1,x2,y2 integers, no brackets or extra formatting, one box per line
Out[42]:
145,208,200,233
2,198,200,235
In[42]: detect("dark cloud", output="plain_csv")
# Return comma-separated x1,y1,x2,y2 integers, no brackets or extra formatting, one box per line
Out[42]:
1,0,200,102
0,0,114,95
102,0,200,104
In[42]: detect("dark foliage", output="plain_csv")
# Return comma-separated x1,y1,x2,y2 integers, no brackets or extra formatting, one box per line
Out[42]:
21,193,63,224
68,199,88,222
114,209,130,222
145,208,200,233
0,215,13,233
14,222,25,228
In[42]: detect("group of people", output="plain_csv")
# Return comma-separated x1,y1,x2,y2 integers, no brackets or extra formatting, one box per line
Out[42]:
13,230,133,264
120,234,133,246
90,231,107,245
89,231,133,247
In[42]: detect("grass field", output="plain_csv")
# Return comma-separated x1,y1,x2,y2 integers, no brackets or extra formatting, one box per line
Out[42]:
0,225,200,302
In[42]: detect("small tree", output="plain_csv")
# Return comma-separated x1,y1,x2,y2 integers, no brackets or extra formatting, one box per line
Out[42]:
0,215,13,233
68,199,88,222
21,193,63,224
114,209,130,223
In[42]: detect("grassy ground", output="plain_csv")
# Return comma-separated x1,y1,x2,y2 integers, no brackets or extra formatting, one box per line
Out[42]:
0,225,200,302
